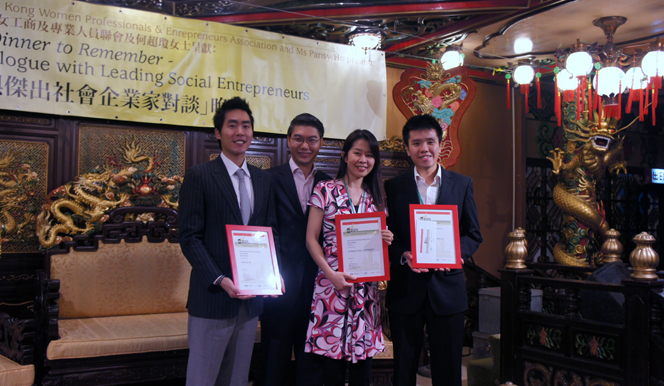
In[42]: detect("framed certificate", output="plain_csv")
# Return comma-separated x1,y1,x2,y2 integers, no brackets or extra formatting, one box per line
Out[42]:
335,212,390,283
225,225,282,296
409,204,462,269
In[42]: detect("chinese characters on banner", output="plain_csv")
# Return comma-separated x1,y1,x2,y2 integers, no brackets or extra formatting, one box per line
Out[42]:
0,0,387,139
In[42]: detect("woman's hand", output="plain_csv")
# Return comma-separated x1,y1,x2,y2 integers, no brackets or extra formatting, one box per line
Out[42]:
380,229,394,245
328,271,356,291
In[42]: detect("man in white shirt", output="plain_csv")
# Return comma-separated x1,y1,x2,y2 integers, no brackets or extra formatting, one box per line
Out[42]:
385,114,483,386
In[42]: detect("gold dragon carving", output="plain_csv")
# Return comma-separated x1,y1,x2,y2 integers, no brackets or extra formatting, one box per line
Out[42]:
546,101,636,267
36,136,183,248
0,151,41,254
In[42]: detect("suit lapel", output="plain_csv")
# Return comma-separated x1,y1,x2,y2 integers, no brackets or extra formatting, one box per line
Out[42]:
405,169,421,205
314,170,327,186
278,164,304,218
212,157,242,224
248,164,267,225
437,168,452,205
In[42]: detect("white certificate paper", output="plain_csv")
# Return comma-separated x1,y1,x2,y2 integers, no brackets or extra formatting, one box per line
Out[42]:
410,205,461,268
336,213,389,282
227,226,282,295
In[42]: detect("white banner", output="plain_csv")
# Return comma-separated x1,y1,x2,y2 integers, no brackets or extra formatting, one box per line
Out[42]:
0,0,387,139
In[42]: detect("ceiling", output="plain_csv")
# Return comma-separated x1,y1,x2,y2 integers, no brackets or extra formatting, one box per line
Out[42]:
83,0,664,73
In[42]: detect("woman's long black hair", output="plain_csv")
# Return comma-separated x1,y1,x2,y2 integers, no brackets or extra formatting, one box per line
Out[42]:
336,129,385,211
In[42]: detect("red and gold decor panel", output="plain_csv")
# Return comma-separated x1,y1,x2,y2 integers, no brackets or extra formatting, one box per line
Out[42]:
0,140,48,254
392,64,476,169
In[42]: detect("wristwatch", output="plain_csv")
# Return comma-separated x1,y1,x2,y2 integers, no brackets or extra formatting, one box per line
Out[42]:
216,274,226,286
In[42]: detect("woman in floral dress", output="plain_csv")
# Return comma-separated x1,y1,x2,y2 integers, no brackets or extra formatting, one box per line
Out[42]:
298,129,394,386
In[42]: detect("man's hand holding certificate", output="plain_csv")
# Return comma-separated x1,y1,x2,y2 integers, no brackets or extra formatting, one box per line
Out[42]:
409,204,462,269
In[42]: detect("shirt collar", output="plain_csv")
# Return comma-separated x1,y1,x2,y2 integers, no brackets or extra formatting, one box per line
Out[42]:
289,157,317,178
413,165,441,185
220,151,250,178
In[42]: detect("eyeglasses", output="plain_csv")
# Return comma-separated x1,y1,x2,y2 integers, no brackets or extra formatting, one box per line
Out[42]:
290,136,321,145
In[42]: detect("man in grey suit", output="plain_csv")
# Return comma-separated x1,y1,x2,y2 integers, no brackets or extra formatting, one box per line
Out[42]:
179,97,279,386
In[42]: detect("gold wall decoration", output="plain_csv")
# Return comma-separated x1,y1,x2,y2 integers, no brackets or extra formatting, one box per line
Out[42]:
392,64,476,169
380,159,410,168
0,115,51,125
208,153,271,170
78,125,185,178
379,136,406,152
322,139,345,149
314,157,340,164
36,126,186,248
247,156,271,170
0,140,48,254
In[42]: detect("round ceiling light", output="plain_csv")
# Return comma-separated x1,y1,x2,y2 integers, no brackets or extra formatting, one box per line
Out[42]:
514,38,533,54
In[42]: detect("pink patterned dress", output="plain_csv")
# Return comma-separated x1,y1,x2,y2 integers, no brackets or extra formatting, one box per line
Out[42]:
305,179,384,363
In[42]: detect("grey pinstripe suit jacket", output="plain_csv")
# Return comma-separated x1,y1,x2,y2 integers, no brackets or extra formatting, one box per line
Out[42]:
179,156,278,319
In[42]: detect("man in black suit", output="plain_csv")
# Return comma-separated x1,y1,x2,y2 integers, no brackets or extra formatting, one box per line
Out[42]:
385,114,483,386
179,97,279,386
257,113,331,386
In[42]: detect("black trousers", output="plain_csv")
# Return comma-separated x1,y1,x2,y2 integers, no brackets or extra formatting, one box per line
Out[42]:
255,282,313,386
389,299,465,386
296,352,373,386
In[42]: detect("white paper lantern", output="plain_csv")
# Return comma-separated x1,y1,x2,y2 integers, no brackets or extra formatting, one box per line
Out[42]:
642,50,664,77
557,69,579,91
513,65,535,85
566,51,594,77
441,50,463,70
593,66,625,96
621,67,648,92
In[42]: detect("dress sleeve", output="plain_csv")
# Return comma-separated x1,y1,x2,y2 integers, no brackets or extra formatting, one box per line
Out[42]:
308,180,327,210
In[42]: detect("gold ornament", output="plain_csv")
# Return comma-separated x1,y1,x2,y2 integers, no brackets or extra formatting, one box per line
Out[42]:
600,229,623,264
629,232,659,281
504,227,528,269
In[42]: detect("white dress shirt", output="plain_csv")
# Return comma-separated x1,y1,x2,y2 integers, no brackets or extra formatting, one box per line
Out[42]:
414,165,442,205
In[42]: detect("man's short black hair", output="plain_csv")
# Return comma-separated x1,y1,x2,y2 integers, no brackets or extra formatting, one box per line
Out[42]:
213,97,254,132
287,113,325,138
402,114,444,145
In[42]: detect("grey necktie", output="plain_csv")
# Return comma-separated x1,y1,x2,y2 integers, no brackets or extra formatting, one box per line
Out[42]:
235,169,251,225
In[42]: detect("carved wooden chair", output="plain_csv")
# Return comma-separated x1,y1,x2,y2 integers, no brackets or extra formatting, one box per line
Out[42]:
34,207,190,386
0,312,36,386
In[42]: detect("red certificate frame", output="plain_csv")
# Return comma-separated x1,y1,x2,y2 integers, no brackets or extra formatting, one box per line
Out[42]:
335,212,390,283
409,204,462,269
225,225,282,296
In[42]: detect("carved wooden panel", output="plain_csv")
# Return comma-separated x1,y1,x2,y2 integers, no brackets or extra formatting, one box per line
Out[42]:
77,124,186,176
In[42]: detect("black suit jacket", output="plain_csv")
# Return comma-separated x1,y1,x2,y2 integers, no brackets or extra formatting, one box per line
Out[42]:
385,168,483,316
179,156,277,319
266,163,330,309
